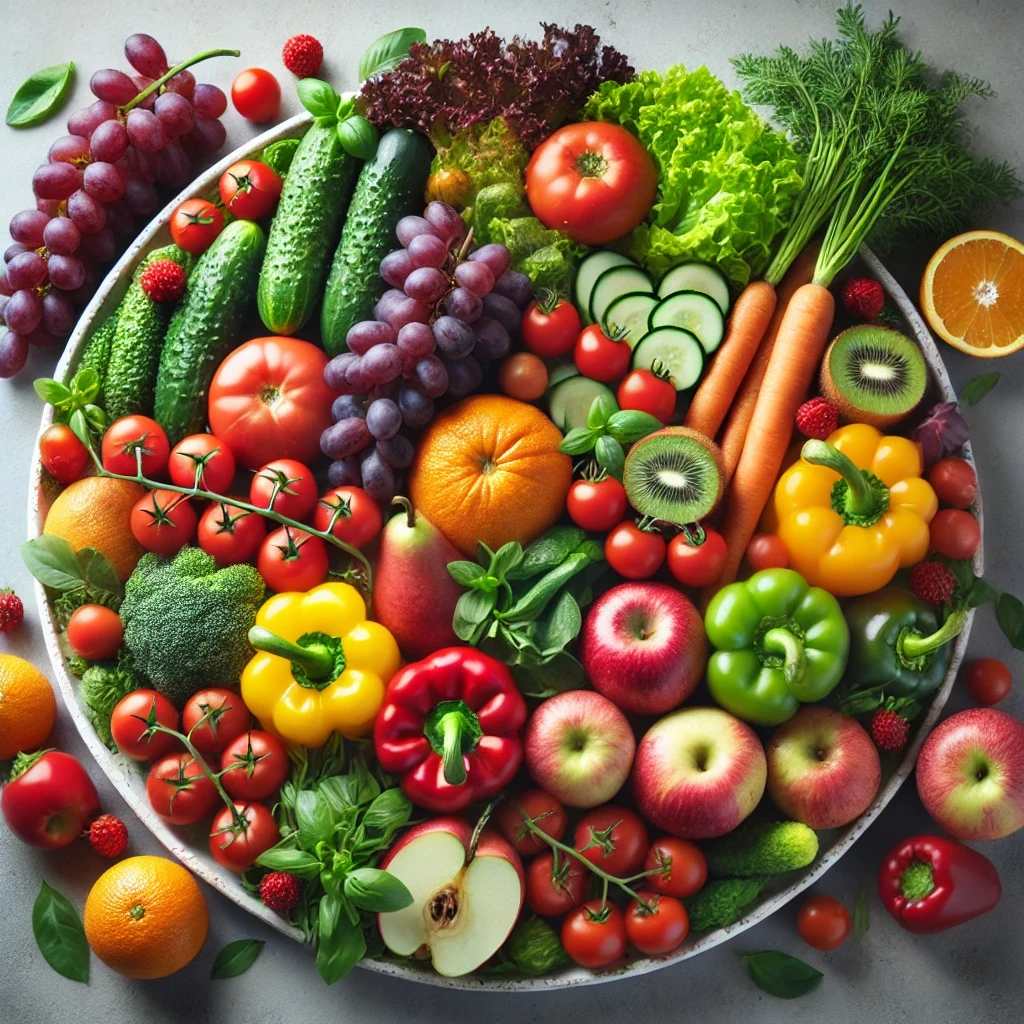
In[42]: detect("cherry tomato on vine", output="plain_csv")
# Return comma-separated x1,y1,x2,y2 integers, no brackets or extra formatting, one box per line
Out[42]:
746,533,789,571
168,434,236,493
209,800,279,872
625,891,689,955
930,508,980,560
220,730,289,801
182,688,253,755
561,901,628,968
146,752,218,825
643,838,707,899
566,475,627,533
574,806,648,877
495,788,568,856
169,198,224,255
605,522,666,579
110,690,180,761
313,486,383,549
574,324,631,382
498,352,548,401
39,423,89,483
66,604,123,661
667,527,728,588
231,68,281,123
101,415,170,477
197,501,267,568
219,160,283,220
130,489,197,555
526,851,587,916
257,527,329,592
249,458,318,521
797,895,850,951
521,294,582,358
963,657,1012,706
617,368,676,424
927,457,978,509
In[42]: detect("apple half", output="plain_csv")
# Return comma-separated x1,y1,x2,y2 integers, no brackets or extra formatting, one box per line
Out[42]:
378,817,525,977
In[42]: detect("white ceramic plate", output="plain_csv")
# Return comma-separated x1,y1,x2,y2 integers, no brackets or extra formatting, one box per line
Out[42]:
27,114,983,990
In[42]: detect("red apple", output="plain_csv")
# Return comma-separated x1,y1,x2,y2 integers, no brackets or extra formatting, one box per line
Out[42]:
916,707,1024,840
524,690,635,809
378,817,524,977
632,706,766,839
766,706,880,829
580,582,707,715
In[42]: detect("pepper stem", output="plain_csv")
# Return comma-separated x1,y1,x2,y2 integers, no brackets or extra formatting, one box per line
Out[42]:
899,608,967,660
801,439,885,519
900,859,935,901
440,713,468,786
423,699,483,787
761,627,807,687
247,626,335,681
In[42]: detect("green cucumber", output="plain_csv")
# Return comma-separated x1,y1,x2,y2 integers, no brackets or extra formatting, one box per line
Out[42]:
658,261,731,314
103,245,195,421
154,219,266,445
76,311,119,404
320,128,432,356
575,251,632,325
257,122,359,335
649,291,725,354
548,376,616,432
632,327,705,392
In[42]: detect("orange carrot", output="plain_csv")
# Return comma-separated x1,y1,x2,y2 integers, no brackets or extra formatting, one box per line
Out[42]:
712,282,836,589
684,281,777,438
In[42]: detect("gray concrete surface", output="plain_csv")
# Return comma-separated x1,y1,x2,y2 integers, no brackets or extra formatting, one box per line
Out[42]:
1,2,1022,1021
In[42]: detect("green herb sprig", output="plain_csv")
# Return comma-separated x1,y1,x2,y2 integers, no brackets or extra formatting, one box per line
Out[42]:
558,395,661,481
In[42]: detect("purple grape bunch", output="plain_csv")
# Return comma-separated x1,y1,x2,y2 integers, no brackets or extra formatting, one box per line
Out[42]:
320,200,535,503
0,34,230,378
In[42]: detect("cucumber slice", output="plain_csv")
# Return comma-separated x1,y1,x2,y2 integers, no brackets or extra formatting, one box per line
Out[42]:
604,292,659,350
548,376,617,432
546,360,580,391
658,262,731,314
590,266,654,327
575,251,632,325
632,328,704,392
649,291,725,354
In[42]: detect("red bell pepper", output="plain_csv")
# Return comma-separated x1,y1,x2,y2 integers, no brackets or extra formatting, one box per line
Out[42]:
373,647,527,813
878,834,1001,934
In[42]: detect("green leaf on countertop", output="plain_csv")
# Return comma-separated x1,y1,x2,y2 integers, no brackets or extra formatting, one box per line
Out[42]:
961,372,1000,406
211,938,265,979
359,27,427,80
996,593,1024,649
740,949,823,999
853,887,870,932
7,62,75,127
32,881,88,983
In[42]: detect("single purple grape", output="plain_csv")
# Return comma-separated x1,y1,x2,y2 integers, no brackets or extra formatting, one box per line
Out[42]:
324,351,360,391
469,243,512,279
125,33,169,78
473,316,512,361
3,290,43,334
43,216,81,256
332,394,366,421
346,319,396,355
83,162,126,203
6,252,49,291
126,108,169,153
397,385,434,429
90,69,138,105
407,233,448,269
395,216,437,247
10,210,50,249
481,293,522,334
90,119,129,162
0,331,30,378
154,92,195,137
361,343,405,386
454,260,495,298
47,254,86,291
366,398,402,441
327,457,362,488
424,201,466,245
380,249,413,288
41,289,76,337
321,417,373,460
79,227,116,263
445,355,484,400
432,315,476,359
414,354,449,398
66,101,116,139
373,288,407,324
403,266,448,303
384,296,430,331
33,162,83,201
122,178,159,217
443,287,482,324
163,69,196,100
492,269,534,308
67,191,106,235
360,448,395,504
396,321,435,360
193,83,227,119
187,119,227,152
375,432,415,470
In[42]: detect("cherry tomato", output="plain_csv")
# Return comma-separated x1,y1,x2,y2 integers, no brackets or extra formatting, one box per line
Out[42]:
667,527,728,588
930,508,981,560
566,476,627,533
797,895,851,951
66,604,123,661
231,68,281,123
39,423,89,484
575,806,649,877
220,730,289,801
218,160,282,220
495,789,568,857
313,486,383,549
197,501,267,568
643,838,708,899
746,533,789,571
574,324,631,382
249,458,318,520
561,901,628,968
168,434,237,493
927,457,978,509
169,198,224,255
625,891,689,955
146,752,218,825
526,123,657,246
605,522,666,579
130,489,197,555
110,690,180,761
258,527,329,593
181,688,253,755
209,800,280,872
521,296,582,358
617,369,676,424
526,851,587,916
498,352,549,401
101,415,170,477
963,657,1012,706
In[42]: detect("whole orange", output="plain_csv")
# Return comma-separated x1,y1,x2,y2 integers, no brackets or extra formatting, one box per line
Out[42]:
0,654,56,759
84,855,208,979
408,395,572,555
43,476,146,581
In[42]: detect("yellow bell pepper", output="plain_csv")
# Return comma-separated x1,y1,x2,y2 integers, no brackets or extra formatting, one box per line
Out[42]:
771,423,938,597
240,582,400,747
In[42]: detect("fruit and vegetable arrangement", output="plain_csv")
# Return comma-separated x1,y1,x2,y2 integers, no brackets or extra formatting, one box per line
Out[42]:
4,5,1024,995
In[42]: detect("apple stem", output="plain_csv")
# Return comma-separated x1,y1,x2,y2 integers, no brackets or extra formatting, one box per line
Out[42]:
898,608,967,661
761,627,807,687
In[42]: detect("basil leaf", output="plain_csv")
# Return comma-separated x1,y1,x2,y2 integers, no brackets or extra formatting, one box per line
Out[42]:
961,372,1000,406
34,377,71,406
7,62,75,127
996,593,1024,649
741,950,823,999
587,393,617,430
537,590,582,654
343,867,413,913
853,888,870,932
316,894,367,984
256,847,323,879
322,761,379,810
20,535,86,591
70,367,99,403
83,404,107,432
337,115,378,161
595,434,625,481
68,408,91,446
262,137,300,176
32,881,88,983
606,409,662,444
362,788,413,842
448,560,486,587
78,547,123,603
455,587,496,628
511,650,585,698
296,790,335,846
297,78,341,121
964,576,997,609
211,938,264,979
558,427,596,456
509,526,587,580
359,27,426,80
489,541,524,580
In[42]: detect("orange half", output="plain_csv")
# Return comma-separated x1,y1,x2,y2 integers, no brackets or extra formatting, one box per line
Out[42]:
920,230,1024,357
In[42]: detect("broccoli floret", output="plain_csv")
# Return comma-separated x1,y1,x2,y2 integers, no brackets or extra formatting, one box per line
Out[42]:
684,878,766,932
120,546,265,707
703,821,819,878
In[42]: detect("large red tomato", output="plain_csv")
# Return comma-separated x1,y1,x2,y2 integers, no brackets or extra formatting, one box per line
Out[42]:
525,122,657,246
208,336,337,470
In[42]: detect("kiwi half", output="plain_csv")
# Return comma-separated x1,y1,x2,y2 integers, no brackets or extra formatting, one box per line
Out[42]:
821,326,927,428
623,427,725,525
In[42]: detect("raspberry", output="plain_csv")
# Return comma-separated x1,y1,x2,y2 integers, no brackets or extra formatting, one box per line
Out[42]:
140,259,186,302
841,277,885,320
909,561,957,605
871,707,911,751
0,589,24,632
260,871,301,913
87,814,129,858
795,397,839,440
282,35,324,78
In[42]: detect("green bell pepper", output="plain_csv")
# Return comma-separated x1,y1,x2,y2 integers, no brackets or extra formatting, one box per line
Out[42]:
704,568,850,726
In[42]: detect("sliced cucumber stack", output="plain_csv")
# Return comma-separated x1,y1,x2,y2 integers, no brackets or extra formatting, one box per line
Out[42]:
589,265,654,327
548,376,617,432
658,261,731,315
575,251,633,325
649,290,725,354
604,293,659,349
632,328,704,392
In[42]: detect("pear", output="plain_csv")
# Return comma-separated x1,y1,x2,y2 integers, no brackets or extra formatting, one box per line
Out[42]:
373,498,463,660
